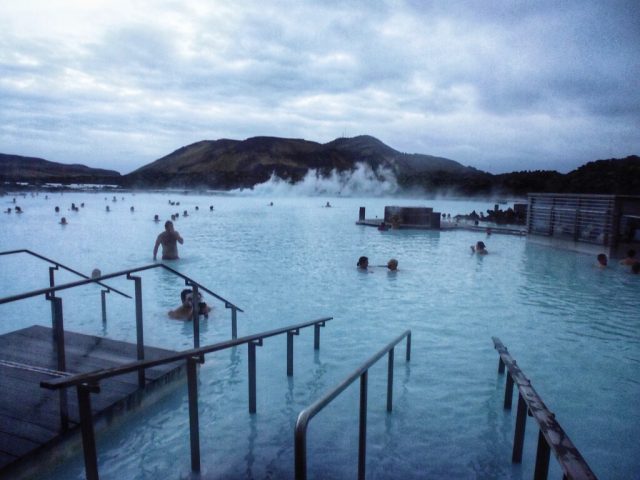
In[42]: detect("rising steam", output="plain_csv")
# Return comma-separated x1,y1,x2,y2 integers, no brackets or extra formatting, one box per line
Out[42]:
232,162,399,196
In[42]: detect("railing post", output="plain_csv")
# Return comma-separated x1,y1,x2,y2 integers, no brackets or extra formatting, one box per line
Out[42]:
498,357,505,374
100,290,108,324
512,393,527,463
406,331,411,361
534,429,551,480
504,374,514,409
313,321,325,350
187,357,201,472
358,370,368,480
191,285,200,349
231,306,238,339
48,294,69,430
127,274,145,387
287,329,299,377
294,421,308,480
48,265,57,289
77,383,100,480
248,339,263,413
387,348,394,412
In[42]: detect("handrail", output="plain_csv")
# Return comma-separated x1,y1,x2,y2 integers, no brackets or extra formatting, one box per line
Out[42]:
0,263,242,312
492,337,597,480
42,316,331,390
40,316,333,480
295,330,411,480
0,249,131,298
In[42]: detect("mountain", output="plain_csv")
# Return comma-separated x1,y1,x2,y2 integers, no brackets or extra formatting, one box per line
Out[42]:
1,138,638,196
0,154,121,184
493,156,640,196
121,135,485,191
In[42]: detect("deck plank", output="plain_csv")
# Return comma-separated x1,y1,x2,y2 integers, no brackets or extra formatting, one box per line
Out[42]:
0,325,184,474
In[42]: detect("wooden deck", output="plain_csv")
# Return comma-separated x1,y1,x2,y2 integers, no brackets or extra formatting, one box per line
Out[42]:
356,218,527,236
0,325,185,474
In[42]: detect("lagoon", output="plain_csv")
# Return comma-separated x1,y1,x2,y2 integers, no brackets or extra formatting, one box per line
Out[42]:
1,190,639,479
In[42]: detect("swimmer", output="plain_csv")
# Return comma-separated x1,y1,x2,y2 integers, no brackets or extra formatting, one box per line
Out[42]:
106,206,110,212
210,205,214,211
387,258,398,271
596,253,608,268
631,262,640,275
154,214,160,222
168,288,211,320
357,256,370,271
325,201,331,208
130,206,135,212
153,220,183,260
620,249,637,266
91,268,101,279
60,217,67,225
5,208,11,214
471,241,488,254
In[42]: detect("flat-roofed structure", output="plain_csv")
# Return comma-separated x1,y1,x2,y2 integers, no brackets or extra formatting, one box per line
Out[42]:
526,193,640,257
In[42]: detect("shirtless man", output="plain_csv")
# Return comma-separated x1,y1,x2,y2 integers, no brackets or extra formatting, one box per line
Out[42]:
153,220,184,260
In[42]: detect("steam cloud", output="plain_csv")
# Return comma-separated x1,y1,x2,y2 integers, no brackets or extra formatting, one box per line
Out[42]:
233,162,399,197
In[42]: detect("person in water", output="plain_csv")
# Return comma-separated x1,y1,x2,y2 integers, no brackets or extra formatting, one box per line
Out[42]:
357,256,369,271
153,220,184,260
168,288,211,320
596,253,608,267
387,258,398,271
620,249,637,266
471,241,488,254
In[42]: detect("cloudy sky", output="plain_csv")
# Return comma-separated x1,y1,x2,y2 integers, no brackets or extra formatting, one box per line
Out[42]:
1,0,638,174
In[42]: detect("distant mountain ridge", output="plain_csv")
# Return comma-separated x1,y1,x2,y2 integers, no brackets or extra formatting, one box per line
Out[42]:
122,135,478,190
1,136,639,195
0,153,120,184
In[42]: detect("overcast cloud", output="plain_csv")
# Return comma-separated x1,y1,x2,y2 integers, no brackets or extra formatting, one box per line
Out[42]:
1,0,638,174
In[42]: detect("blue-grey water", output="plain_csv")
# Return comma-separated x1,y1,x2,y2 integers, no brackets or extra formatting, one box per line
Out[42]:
1,190,638,479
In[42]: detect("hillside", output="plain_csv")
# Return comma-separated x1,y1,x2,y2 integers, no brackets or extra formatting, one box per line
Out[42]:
0,154,120,184
1,139,638,196
121,135,484,191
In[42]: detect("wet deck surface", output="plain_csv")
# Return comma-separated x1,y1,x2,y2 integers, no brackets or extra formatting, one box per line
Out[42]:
0,325,184,473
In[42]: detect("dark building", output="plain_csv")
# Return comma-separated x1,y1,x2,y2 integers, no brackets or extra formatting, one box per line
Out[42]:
527,193,640,257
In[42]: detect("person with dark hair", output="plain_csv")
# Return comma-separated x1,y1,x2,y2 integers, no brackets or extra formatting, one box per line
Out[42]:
153,220,184,260
168,288,211,320
620,249,637,266
596,253,608,268
471,241,488,254
631,262,640,275
387,258,398,271
357,256,369,271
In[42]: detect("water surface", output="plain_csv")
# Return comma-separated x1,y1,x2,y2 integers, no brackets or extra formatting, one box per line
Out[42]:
1,192,638,479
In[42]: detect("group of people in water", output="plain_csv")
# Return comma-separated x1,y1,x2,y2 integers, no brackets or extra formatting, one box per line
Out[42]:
597,249,640,274
357,256,399,272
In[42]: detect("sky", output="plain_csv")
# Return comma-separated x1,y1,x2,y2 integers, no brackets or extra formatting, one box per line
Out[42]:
1,1,639,175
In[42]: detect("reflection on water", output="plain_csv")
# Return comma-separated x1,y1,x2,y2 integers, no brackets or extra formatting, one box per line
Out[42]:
1,192,639,479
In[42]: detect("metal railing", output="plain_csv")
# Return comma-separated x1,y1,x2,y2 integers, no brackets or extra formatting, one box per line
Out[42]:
493,337,597,480
0,263,244,431
295,330,411,480
40,316,333,480
0,249,131,323
0,249,132,431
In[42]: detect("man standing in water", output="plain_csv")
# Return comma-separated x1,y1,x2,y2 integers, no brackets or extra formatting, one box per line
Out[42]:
153,220,184,260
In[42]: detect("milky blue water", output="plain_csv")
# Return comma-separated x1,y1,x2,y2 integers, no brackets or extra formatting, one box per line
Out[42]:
1,191,639,479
